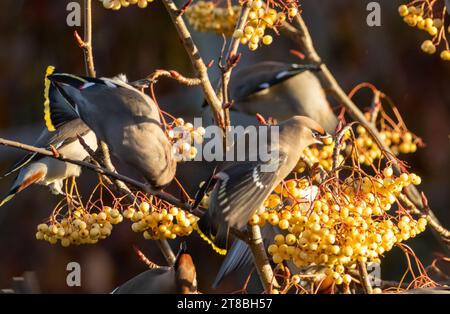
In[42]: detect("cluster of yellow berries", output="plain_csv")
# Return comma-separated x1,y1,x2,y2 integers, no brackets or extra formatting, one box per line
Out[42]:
299,137,339,172
297,125,419,173
232,1,298,51
353,126,418,165
123,201,198,240
35,207,123,247
398,3,450,60
185,2,241,36
168,118,205,161
251,169,426,286
99,0,153,10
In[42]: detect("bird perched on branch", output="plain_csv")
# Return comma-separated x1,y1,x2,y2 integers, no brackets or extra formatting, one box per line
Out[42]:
198,116,330,252
228,61,338,133
112,246,197,294
179,61,337,197
0,67,97,206
46,67,176,189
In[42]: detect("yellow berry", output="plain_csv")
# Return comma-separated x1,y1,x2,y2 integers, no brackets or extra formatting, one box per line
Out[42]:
398,5,409,17
274,234,285,245
233,29,243,39
285,233,297,245
268,244,278,255
262,35,273,45
272,253,283,264
441,50,450,61
342,274,352,285
288,7,298,18
249,214,260,225
421,40,436,54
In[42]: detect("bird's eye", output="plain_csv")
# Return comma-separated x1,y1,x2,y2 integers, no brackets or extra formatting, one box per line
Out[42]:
312,130,320,138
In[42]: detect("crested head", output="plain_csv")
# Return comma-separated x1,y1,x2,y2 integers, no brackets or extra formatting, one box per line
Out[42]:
288,116,327,136
175,253,197,294
278,116,329,153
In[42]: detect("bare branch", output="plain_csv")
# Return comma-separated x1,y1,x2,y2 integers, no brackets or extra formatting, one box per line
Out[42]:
282,14,449,248
357,260,373,294
161,0,224,127
147,69,201,86
247,225,280,291
80,0,96,77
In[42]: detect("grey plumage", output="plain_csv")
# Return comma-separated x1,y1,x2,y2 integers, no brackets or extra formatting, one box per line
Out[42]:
112,251,197,294
1,118,97,206
229,61,338,134
199,116,329,250
212,225,277,289
48,72,176,188
112,267,177,294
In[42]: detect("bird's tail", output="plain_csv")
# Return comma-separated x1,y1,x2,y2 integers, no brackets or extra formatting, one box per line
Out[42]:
43,66,82,132
194,214,228,256
0,170,45,207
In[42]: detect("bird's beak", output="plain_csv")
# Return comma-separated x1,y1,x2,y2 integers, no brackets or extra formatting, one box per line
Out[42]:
314,132,333,145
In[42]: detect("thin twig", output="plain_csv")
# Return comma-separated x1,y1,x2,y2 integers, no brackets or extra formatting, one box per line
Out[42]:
0,137,192,212
82,0,96,77
161,0,224,128
281,14,448,248
147,69,201,86
217,1,252,104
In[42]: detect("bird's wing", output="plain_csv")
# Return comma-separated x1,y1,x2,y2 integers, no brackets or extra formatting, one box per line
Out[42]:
2,119,90,178
198,153,287,250
230,63,320,101
49,71,160,123
217,153,287,227
112,267,176,294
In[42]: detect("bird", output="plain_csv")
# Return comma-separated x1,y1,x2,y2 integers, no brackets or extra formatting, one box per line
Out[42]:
0,67,97,206
112,247,197,294
46,67,176,189
198,115,330,251
227,61,338,134
174,61,337,198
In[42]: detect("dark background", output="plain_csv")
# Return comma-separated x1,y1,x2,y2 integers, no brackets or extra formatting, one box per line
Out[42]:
0,0,448,293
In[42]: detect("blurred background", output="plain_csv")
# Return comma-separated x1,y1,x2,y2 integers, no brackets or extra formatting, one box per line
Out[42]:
0,0,448,293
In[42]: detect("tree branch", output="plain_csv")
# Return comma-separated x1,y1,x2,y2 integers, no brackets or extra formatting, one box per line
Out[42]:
247,225,280,292
82,0,96,77
357,260,373,294
161,0,224,128
282,14,449,248
146,69,201,86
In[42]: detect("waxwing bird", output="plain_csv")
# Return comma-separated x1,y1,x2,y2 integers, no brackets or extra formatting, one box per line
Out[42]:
112,248,197,294
198,116,330,250
1,67,98,206
178,61,337,198
46,68,176,188
228,61,338,134
212,183,319,288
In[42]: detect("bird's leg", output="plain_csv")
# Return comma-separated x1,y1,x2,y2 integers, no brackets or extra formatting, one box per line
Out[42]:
49,145,60,158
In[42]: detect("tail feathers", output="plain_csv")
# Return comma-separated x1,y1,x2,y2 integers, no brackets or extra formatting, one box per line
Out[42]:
1,153,37,179
0,191,18,207
0,170,45,207
213,239,252,288
43,66,80,132
194,219,228,255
